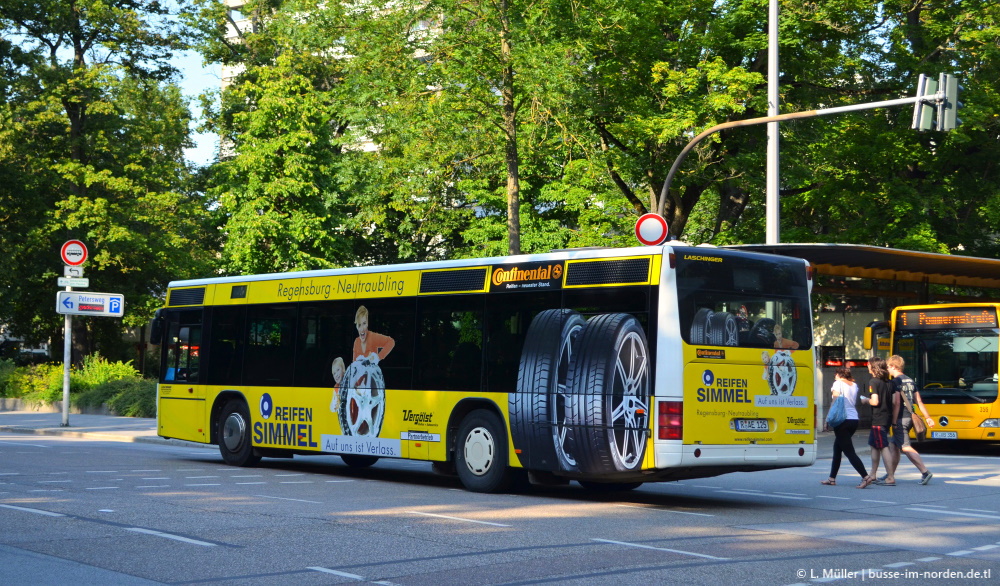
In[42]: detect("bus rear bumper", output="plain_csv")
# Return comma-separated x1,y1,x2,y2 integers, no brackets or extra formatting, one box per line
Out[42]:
654,442,817,469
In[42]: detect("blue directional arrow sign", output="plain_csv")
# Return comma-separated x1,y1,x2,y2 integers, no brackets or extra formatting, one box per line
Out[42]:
56,292,125,317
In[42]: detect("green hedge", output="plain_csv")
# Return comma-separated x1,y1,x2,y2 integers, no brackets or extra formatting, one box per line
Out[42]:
0,355,156,418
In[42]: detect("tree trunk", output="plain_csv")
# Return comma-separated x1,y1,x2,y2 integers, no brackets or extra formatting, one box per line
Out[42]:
499,0,520,255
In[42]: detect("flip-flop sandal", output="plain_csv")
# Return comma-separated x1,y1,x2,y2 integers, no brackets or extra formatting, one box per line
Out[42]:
856,476,874,489
820,478,836,485
883,481,897,487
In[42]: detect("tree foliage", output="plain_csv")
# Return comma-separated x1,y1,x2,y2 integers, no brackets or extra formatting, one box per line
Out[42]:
0,1,214,357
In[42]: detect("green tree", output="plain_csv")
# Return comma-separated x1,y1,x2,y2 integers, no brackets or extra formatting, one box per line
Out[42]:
0,1,214,357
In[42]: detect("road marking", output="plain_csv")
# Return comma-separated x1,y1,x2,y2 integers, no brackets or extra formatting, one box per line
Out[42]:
592,538,728,560
280,481,314,484
0,504,65,517
960,508,997,513
407,511,511,527
1,442,49,448
308,567,364,580
717,490,810,500
860,499,896,504
136,485,170,488
134,470,161,472
255,495,322,504
0,473,20,476
973,544,1000,551
236,482,267,485
275,473,305,477
85,470,118,473
885,561,915,568
326,480,355,483
185,476,219,479
126,528,216,547
908,506,1000,520
774,492,807,496
85,487,119,490
615,504,714,517
142,477,170,480
916,557,942,562
229,474,262,478
39,480,72,483
816,496,850,500
947,550,973,556
185,483,221,487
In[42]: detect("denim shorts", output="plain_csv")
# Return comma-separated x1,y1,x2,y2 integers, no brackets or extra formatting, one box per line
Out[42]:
890,418,912,447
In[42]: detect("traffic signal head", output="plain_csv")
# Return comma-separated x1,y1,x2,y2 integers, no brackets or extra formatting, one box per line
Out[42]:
937,73,962,131
911,74,937,132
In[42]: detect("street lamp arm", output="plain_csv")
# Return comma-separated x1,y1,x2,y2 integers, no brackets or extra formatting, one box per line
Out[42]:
656,94,931,217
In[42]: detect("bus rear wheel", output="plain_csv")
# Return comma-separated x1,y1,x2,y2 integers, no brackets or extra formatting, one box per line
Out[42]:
219,400,261,467
456,409,514,493
341,455,379,468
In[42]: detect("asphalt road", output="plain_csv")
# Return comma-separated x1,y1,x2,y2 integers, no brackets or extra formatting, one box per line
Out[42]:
1,433,999,585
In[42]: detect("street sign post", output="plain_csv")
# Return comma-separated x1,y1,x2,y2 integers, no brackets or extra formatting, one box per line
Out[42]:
56,292,125,317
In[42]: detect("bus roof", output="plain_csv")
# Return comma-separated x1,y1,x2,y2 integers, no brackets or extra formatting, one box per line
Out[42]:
728,243,1000,290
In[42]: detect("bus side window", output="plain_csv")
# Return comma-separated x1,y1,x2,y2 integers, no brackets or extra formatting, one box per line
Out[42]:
163,313,202,383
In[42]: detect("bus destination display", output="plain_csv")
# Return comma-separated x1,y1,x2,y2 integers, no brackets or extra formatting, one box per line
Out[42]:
897,308,999,330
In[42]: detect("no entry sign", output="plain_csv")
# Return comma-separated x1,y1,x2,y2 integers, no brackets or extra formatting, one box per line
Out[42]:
635,213,669,246
60,240,88,266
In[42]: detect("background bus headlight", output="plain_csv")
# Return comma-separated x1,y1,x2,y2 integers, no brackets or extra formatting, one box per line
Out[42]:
979,419,1000,428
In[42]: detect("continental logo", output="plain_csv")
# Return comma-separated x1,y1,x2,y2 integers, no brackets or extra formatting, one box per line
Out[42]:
492,264,563,286
683,254,723,262
697,349,726,359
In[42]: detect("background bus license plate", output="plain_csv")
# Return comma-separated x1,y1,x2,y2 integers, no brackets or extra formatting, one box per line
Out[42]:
735,419,768,432
931,431,957,439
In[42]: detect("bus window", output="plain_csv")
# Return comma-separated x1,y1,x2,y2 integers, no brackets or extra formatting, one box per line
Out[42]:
416,295,483,392
244,305,296,386
163,310,202,383
206,306,245,386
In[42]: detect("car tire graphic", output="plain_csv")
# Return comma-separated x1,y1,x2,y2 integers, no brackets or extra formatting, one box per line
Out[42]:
708,311,739,346
456,409,514,493
218,400,261,467
690,307,713,345
338,358,386,437
510,309,586,472
568,313,650,475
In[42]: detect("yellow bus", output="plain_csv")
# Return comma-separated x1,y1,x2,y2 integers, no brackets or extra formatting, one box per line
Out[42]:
872,304,1000,441
150,245,816,492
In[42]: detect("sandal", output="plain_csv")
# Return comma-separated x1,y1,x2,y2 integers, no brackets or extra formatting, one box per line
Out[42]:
882,481,896,487
856,476,874,489
820,478,836,486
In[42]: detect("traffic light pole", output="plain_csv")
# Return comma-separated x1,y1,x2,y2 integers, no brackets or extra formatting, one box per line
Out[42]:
656,91,947,219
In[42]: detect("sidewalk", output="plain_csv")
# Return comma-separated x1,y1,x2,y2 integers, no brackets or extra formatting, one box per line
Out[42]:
0,409,207,448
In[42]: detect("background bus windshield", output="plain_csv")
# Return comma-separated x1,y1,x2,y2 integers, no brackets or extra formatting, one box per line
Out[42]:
894,327,1000,405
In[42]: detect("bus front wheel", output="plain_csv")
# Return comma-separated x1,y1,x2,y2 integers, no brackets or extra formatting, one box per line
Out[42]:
456,410,514,493
219,400,261,467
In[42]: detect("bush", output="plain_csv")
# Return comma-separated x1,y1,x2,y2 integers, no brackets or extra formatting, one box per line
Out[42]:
10,363,65,406
73,354,139,390
104,378,157,418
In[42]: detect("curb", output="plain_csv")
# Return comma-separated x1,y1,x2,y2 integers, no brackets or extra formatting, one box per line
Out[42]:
0,425,211,449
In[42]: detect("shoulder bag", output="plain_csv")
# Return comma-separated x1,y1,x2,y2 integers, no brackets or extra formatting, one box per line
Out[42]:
902,388,927,440
826,395,846,428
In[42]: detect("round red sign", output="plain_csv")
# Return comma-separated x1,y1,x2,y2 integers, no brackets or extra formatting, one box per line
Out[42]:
634,213,669,246
61,240,88,266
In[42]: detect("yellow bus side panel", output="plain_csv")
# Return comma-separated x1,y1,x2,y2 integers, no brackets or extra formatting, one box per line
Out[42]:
158,397,207,443
682,346,815,445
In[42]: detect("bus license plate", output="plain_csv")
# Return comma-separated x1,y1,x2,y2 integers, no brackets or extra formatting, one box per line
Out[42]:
931,431,958,439
735,419,769,432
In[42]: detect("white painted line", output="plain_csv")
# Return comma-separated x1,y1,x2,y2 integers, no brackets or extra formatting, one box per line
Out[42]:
326,480,355,483
136,485,170,488
99,509,114,513
916,556,942,562
909,507,1000,521
279,481,314,484
236,482,267,485
275,473,305,477
1,442,49,448
134,470,161,472
592,538,728,560
29,489,64,493
126,527,216,547
861,499,896,505
185,483,221,487
973,544,1000,551
918,504,947,508
716,490,810,500
229,475,262,478
960,508,997,513
185,476,219,479
0,473,20,476
615,504,714,517
774,492,807,496
85,470,118,473
255,495,322,504
947,550,973,556
407,511,511,527
885,561,915,568
816,496,851,500
0,504,65,517
39,480,72,483
692,485,720,489
85,487,119,490
727,488,763,493
308,567,363,580
142,477,170,480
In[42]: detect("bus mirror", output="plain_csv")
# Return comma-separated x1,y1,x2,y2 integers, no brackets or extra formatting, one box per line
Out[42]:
863,326,873,350
863,320,890,352
149,309,164,345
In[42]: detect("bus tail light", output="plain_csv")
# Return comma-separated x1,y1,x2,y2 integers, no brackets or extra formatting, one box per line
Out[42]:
658,401,683,440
